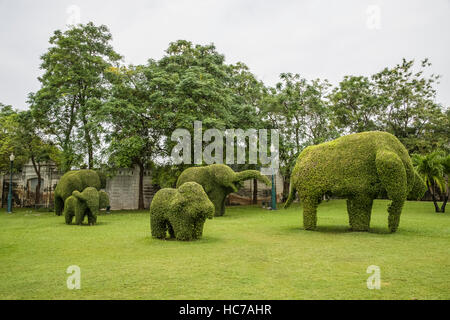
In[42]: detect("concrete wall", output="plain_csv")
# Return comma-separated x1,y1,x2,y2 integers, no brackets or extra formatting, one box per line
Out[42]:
1,162,283,210
105,167,156,210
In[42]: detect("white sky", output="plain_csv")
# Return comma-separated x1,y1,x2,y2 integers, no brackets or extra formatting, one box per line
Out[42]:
1,0,449,110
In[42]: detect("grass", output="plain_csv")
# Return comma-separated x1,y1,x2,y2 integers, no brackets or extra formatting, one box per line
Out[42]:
0,199,449,300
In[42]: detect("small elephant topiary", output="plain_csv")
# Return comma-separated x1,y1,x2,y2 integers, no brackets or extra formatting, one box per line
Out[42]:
54,169,106,216
284,131,426,233
64,187,110,225
176,164,271,216
150,182,214,241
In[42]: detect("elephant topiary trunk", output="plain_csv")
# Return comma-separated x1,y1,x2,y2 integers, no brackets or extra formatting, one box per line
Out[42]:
284,131,426,233
176,164,271,216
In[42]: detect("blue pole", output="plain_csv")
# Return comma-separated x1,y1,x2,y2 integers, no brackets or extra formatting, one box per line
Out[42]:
7,159,13,213
271,174,277,210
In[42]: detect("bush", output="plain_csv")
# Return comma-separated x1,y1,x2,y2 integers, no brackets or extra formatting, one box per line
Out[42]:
176,164,270,216
285,131,426,232
64,187,110,225
54,170,102,216
150,182,214,241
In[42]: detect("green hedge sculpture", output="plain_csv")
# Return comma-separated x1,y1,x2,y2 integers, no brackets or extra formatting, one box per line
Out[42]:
150,182,214,241
64,187,110,225
176,164,271,216
54,170,103,216
284,131,426,233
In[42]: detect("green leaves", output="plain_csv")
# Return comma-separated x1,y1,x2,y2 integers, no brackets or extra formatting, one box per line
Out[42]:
29,22,122,171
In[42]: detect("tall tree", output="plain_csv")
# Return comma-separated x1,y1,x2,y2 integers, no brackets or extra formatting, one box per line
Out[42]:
29,22,121,171
330,75,381,133
372,58,444,153
262,74,338,199
0,104,27,172
102,64,164,209
14,110,61,204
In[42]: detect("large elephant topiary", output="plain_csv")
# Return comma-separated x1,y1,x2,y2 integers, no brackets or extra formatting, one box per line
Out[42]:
150,182,214,241
54,170,106,216
64,187,110,225
176,164,271,216
284,131,426,233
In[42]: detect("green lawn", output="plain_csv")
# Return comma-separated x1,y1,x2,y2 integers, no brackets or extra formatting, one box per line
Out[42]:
0,200,449,300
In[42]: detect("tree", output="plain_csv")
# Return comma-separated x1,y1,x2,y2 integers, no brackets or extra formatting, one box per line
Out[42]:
439,154,450,212
14,110,61,204
0,104,27,172
29,22,121,172
372,59,444,154
412,152,446,212
330,75,381,133
262,74,338,200
102,64,164,209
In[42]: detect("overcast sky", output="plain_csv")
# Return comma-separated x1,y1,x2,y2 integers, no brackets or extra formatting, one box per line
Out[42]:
1,0,449,110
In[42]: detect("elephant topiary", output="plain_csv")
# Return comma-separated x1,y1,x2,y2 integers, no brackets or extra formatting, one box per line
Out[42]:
284,131,426,233
64,187,110,225
176,164,271,216
150,182,214,241
54,169,106,216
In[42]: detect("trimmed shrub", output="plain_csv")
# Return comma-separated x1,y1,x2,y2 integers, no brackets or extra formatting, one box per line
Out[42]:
150,182,214,241
99,190,110,209
285,131,426,233
54,170,102,216
64,187,110,225
176,164,271,216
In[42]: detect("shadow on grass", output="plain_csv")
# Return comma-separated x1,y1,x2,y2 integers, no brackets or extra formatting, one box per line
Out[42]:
142,235,223,245
280,225,392,235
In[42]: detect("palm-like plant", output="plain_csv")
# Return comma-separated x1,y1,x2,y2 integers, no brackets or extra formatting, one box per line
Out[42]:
412,152,446,212
440,154,450,212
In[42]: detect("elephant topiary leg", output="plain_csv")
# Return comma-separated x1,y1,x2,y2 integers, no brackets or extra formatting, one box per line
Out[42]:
375,150,407,233
208,189,226,217
167,223,175,239
75,203,87,225
151,215,168,239
193,221,205,239
64,209,74,224
55,196,64,216
172,220,194,241
87,211,97,225
302,196,319,230
347,195,373,231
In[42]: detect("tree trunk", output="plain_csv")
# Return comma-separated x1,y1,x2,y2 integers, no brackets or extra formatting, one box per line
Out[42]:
441,177,448,213
283,179,290,202
252,178,258,205
138,163,145,210
30,156,41,205
80,112,94,169
441,195,448,213
427,181,441,213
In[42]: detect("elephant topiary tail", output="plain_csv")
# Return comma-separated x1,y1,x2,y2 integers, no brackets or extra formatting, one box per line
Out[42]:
284,183,297,209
